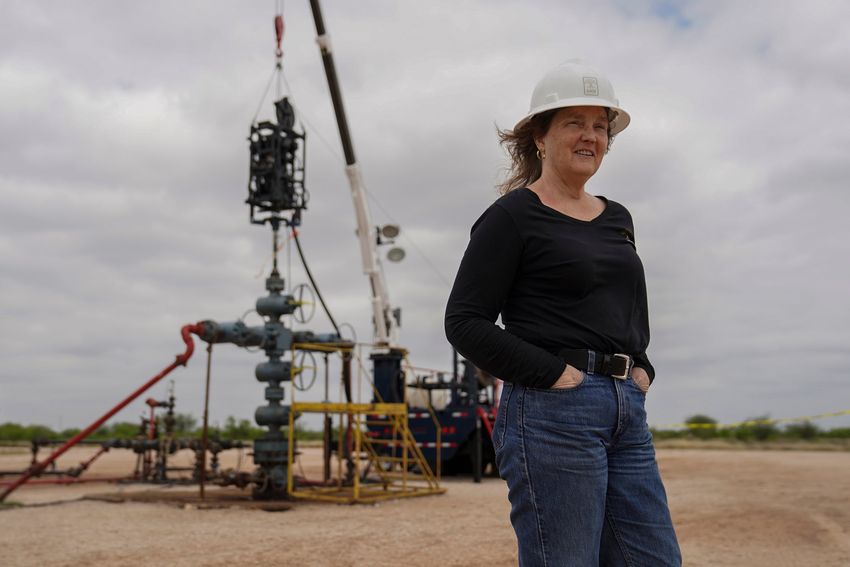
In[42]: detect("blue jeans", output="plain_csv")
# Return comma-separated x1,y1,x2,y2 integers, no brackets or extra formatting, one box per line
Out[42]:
493,373,681,567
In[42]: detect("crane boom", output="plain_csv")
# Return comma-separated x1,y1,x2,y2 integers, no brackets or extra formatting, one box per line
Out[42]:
308,0,398,346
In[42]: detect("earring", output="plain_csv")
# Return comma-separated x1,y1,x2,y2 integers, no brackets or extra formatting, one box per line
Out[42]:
536,147,546,160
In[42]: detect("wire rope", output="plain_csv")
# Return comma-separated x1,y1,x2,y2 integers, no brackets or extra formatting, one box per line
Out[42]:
251,63,281,125
292,230,341,335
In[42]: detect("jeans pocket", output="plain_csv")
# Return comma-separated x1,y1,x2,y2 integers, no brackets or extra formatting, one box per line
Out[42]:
528,370,587,392
548,370,586,391
492,383,513,453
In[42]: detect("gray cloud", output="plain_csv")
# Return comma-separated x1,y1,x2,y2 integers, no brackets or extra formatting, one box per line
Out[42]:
1,0,849,431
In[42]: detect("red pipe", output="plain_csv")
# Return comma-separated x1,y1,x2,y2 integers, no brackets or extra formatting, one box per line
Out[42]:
0,323,203,502
476,406,493,439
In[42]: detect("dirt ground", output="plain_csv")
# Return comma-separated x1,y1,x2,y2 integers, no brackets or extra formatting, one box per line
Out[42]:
1,445,848,566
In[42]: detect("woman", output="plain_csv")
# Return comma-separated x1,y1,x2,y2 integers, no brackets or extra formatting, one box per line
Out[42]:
445,61,681,566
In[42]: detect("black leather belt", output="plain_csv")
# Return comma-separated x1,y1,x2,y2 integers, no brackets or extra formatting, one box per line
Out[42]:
557,348,633,380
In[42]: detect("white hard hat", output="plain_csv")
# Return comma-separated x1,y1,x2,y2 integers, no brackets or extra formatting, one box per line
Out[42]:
514,59,630,135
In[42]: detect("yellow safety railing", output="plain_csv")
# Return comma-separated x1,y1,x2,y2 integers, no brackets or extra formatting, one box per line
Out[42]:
287,401,444,503
285,341,445,504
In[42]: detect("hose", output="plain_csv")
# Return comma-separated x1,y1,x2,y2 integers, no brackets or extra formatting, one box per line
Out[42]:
292,229,341,335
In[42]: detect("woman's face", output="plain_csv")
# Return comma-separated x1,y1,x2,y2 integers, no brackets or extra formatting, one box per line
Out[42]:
537,106,609,182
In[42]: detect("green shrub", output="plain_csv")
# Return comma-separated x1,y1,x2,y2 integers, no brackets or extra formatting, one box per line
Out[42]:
823,427,850,439
173,413,198,434
784,421,820,440
221,416,264,440
59,428,82,439
0,422,28,441
650,428,683,440
685,414,718,439
294,427,325,441
734,415,778,441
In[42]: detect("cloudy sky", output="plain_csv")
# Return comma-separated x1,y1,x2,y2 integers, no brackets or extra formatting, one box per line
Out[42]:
2,0,849,433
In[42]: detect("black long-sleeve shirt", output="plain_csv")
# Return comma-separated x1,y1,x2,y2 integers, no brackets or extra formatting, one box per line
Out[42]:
444,187,654,389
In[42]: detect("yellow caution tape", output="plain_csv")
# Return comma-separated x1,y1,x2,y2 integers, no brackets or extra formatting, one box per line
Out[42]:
652,409,850,431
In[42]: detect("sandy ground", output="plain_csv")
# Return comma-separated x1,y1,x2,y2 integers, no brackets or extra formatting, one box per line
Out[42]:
1,445,849,566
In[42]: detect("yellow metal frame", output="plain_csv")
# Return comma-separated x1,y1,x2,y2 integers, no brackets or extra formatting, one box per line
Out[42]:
285,342,445,503
287,401,445,503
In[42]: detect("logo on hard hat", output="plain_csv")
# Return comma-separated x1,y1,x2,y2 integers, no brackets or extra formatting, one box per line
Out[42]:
583,77,599,96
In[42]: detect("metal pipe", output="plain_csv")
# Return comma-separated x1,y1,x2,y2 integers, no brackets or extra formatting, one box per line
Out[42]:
473,415,482,484
0,476,129,487
323,414,332,483
453,349,459,382
0,323,203,502
67,445,109,478
199,343,213,499
323,352,331,483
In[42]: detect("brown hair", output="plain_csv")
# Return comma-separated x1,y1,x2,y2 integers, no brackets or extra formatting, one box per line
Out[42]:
496,108,616,195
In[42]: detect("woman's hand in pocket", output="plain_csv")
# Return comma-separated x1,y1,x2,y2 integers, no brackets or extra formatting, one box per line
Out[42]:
550,364,584,389
632,367,651,393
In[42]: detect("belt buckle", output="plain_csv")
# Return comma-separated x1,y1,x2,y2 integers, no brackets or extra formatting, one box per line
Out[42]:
611,354,631,380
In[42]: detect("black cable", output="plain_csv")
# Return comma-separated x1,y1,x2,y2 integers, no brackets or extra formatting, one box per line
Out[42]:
292,230,341,336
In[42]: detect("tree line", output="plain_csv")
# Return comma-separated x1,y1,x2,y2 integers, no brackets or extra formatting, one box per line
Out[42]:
0,415,323,442
3,414,848,443
652,414,850,441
